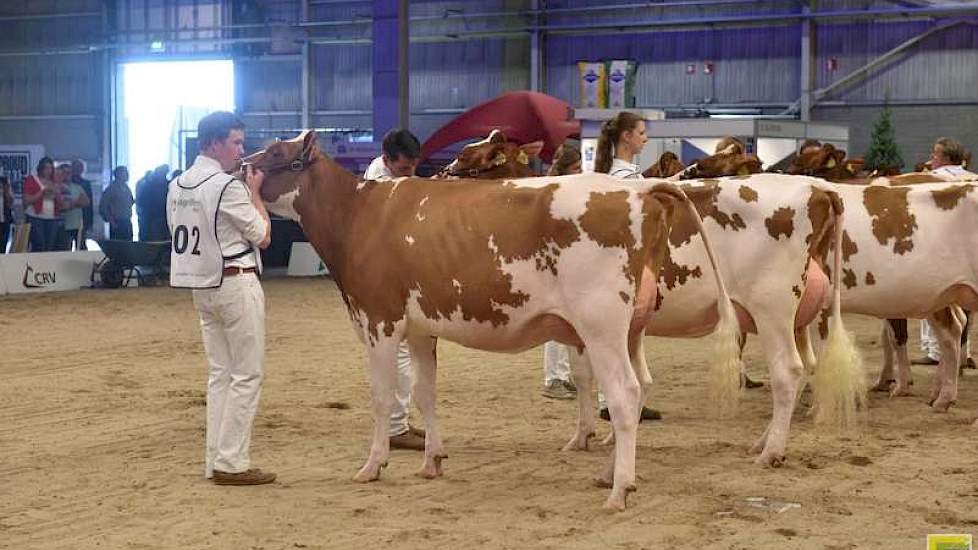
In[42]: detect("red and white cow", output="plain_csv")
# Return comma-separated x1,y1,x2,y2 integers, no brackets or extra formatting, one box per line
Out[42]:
827,176,978,421
447,141,865,465
244,131,741,510
569,174,863,464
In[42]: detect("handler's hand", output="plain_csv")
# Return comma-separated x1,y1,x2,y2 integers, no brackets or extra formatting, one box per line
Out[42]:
245,164,265,196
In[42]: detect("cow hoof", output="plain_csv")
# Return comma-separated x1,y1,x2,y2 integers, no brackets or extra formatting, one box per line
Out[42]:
592,476,613,489
971,418,978,429
353,465,382,483
931,399,955,413
871,380,894,392
604,495,628,512
889,385,913,397
755,453,786,468
562,432,594,452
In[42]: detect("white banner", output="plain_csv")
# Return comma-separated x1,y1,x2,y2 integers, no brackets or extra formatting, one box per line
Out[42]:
0,251,104,295
287,242,329,277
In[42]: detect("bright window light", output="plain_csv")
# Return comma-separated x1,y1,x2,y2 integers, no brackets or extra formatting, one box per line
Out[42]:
120,59,234,235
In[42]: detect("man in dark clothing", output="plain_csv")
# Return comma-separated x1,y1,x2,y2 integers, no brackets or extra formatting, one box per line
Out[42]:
70,159,94,248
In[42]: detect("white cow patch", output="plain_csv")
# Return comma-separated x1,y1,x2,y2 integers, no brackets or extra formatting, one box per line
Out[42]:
405,235,415,245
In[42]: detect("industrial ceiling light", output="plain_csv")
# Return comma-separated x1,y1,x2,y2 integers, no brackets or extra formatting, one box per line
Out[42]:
150,40,165,53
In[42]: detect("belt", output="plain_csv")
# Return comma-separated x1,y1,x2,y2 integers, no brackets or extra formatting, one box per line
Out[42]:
223,266,257,277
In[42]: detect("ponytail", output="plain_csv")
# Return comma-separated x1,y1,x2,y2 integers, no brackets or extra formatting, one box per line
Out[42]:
594,111,643,174
594,119,618,174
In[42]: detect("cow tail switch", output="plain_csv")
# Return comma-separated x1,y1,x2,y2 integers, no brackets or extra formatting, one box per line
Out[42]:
658,184,745,417
812,196,868,430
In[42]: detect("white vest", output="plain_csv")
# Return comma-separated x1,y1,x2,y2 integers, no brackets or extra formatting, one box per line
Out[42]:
931,165,975,178
169,172,252,288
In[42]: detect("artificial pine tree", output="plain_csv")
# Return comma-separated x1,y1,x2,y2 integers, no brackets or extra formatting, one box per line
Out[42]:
863,107,904,175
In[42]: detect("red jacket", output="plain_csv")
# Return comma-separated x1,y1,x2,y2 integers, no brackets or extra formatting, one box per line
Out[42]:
23,175,63,217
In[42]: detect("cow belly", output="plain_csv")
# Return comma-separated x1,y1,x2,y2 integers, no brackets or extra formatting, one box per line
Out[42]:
645,298,755,337
795,259,829,329
408,313,584,353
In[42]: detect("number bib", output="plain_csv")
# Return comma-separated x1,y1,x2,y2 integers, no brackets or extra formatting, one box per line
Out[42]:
168,172,237,288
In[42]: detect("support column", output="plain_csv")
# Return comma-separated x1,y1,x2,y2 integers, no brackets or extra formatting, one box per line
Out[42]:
372,0,409,138
800,1,816,121
530,0,541,91
301,0,311,129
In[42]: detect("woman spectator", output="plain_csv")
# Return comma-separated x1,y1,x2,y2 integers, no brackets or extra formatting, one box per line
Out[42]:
59,163,90,250
0,175,13,253
594,111,647,178
22,157,67,252
540,142,584,400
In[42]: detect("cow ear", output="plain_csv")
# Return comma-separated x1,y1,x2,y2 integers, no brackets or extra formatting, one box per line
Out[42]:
488,129,507,144
302,130,318,149
519,140,544,160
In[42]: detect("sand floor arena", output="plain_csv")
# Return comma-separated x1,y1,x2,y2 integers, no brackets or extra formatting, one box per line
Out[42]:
2,277,978,549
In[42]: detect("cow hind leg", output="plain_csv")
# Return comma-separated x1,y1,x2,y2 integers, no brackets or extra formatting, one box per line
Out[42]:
598,335,652,448
407,334,447,479
579,338,640,512
749,319,804,467
353,335,402,483
929,307,965,412
563,345,596,452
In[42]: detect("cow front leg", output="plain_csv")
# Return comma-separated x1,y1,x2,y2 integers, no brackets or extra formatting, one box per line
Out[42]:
751,319,804,467
889,319,913,396
873,320,897,392
563,345,596,451
929,308,965,412
353,335,402,482
406,334,446,479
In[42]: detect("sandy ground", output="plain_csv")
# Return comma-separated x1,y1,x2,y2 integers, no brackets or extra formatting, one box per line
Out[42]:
2,277,978,550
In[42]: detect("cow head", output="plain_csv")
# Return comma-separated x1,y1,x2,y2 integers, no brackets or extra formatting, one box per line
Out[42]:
241,130,320,220
684,153,762,179
438,129,540,179
787,143,847,176
642,151,685,178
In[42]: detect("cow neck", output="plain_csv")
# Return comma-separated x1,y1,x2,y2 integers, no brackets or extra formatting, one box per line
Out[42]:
296,154,359,288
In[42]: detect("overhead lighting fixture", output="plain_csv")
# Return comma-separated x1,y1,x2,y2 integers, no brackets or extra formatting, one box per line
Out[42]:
150,40,165,53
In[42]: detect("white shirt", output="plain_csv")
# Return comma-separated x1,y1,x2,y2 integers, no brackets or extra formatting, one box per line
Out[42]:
364,155,393,180
609,158,641,179
167,155,267,286
931,165,975,178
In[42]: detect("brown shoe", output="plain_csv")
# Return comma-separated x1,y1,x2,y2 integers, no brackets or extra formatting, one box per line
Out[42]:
212,468,276,486
390,430,425,450
407,424,426,438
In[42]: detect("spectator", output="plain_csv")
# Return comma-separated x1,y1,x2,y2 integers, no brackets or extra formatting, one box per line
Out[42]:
594,111,647,177
363,128,427,451
60,163,91,250
70,159,94,249
134,169,153,240
715,136,746,155
22,157,68,252
99,166,134,241
541,142,582,400
0,175,12,253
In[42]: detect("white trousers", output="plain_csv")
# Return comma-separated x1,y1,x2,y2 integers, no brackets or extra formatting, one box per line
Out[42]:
920,320,941,360
194,274,265,477
543,341,571,384
389,341,413,437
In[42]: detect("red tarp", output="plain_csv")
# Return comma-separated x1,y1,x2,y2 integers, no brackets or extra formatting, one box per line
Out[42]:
420,91,581,163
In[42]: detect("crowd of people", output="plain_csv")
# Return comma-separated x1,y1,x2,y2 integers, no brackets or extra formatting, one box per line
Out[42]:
0,156,184,253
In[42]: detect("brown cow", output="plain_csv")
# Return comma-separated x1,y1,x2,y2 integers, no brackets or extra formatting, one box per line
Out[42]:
642,151,685,178
244,131,742,510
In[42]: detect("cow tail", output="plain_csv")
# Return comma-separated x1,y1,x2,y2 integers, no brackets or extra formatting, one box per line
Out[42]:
812,191,868,429
650,182,743,415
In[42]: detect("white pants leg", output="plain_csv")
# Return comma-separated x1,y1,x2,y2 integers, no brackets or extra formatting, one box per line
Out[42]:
194,274,265,477
543,341,571,384
388,340,412,437
920,320,941,360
